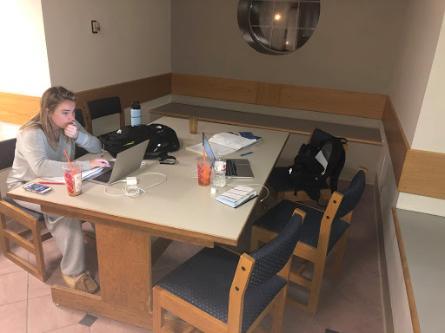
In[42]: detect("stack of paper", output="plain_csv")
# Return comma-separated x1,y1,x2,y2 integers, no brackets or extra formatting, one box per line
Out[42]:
82,167,104,180
186,132,260,156
209,132,257,150
216,185,257,208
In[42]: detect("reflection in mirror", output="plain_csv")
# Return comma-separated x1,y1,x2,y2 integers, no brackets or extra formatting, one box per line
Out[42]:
238,0,320,55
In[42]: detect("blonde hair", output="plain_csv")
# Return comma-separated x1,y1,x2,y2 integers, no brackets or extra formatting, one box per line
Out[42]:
22,86,76,149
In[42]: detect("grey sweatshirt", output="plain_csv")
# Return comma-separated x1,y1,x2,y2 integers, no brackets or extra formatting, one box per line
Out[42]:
7,121,102,190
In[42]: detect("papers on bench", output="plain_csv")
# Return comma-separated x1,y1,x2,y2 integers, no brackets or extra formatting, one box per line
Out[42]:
210,132,258,150
187,132,260,156
216,185,257,208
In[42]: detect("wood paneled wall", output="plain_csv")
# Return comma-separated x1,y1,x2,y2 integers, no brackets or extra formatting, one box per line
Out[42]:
75,73,171,111
172,73,387,119
0,74,171,125
382,96,445,200
399,150,445,200
382,98,410,184
0,92,40,125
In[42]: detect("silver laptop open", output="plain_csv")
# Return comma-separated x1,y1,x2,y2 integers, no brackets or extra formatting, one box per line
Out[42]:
203,134,254,178
87,140,149,185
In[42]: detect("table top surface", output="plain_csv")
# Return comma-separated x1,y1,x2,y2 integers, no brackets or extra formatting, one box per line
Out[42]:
8,117,288,246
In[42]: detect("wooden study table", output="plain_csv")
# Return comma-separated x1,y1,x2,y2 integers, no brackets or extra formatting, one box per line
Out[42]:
7,117,289,329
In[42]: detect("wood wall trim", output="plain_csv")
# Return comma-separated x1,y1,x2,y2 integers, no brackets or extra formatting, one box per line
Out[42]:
0,92,40,125
383,96,445,200
0,74,171,126
75,73,171,111
171,73,387,119
382,97,410,184
392,208,421,333
171,73,258,104
399,149,445,200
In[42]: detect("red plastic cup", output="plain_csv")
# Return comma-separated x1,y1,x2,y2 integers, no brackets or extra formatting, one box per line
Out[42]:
197,158,212,186
63,164,82,196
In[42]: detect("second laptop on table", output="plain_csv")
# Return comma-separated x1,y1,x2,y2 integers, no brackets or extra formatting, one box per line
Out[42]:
203,134,254,179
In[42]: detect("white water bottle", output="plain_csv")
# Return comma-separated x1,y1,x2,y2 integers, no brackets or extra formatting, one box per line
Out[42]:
213,158,226,188
130,101,141,127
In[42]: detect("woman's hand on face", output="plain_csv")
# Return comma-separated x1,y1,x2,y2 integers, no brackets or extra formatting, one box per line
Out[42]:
90,159,110,168
64,123,79,139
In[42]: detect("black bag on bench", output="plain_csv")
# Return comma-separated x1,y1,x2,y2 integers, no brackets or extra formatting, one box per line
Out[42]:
99,124,180,159
268,128,347,201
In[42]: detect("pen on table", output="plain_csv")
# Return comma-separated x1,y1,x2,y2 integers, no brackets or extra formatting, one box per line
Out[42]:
38,181,65,185
240,151,253,157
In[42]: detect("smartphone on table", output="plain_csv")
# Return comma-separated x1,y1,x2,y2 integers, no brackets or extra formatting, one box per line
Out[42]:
23,182,53,194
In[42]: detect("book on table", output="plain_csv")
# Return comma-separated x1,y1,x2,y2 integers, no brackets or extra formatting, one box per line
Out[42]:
216,185,257,208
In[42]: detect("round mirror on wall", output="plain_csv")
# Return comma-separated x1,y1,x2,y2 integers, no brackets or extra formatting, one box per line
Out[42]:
238,0,320,55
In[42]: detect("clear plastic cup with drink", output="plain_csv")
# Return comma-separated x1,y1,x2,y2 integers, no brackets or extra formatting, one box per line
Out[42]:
212,157,226,188
197,157,212,186
63,163,82,196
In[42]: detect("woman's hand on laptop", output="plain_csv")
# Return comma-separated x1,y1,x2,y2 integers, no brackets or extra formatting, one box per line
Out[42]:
89,158,110,168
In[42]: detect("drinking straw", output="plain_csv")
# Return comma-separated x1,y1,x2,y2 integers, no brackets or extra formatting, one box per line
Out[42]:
63,149,73,169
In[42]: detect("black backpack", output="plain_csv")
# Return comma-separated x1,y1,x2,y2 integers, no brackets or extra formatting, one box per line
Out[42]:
289,129,347,200
99,124,180,159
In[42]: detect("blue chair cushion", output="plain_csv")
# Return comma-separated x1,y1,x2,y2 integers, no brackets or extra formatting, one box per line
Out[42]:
255,200,350,253
158,247,286,333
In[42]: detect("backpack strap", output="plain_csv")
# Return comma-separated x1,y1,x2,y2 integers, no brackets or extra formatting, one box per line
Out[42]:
326,137,347,192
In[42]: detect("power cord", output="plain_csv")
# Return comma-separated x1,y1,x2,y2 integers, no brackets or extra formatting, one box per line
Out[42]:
103,172,168,198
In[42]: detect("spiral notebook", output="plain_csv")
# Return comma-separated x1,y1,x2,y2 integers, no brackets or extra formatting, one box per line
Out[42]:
216,185,257,208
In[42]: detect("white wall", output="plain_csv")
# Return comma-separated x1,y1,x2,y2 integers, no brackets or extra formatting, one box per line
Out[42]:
387,0,445,146
172,0,405,94
41,0,171,92
389,1,445,216
0,0,51,96
412,15,445,153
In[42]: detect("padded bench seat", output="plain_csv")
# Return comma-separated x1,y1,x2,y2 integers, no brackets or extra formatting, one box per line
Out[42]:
152,103,382,146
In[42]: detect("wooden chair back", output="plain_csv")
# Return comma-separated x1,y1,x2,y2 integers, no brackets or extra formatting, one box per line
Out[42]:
85,96,125,134
0,198,49,281
252,169,366,313
153,210,305,333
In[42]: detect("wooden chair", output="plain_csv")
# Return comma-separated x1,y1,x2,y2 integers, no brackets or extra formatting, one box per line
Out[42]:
251,169,366,314
153,209,305,333
0,138,51,281
0,197,51,281
74,107,89,158
85,96,125,134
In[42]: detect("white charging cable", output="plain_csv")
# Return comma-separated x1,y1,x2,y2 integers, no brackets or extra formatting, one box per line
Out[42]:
103,172,168,198
123,177,145,197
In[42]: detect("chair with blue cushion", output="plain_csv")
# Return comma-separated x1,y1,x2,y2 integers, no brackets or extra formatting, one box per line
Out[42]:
74,108,88,158
152,209,305,333
0,138,51,281
0,197,50,281
85,96,125,134
251,169,366,314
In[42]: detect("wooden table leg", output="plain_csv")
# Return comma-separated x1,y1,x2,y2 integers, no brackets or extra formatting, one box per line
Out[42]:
52,222,153,329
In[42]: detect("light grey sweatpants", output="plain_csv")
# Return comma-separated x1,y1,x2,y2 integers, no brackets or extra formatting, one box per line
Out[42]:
14,199,85,276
